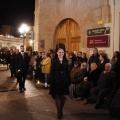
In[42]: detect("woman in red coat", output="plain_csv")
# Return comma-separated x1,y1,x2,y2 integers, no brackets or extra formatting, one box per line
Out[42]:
49,43,71,119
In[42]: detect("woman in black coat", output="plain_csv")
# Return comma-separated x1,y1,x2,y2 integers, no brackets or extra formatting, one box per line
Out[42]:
49,44,71,119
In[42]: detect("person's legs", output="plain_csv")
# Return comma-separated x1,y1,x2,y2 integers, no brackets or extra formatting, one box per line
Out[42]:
9,67,13,77
54,95,66,119
22,72,27,90
96,88,110,106
90,87,99,101
55,95,62,119
45,74,48,88
61,95,66,116
17,74,23,93
69,84,75,98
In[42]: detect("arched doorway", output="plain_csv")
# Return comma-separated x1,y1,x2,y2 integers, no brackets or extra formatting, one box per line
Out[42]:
54,18,81,52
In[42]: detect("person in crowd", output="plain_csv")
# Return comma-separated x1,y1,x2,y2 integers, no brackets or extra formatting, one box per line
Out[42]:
97,53,110,72
35,52,42,80
40,52,46,82
41,52,51,88
76,63,101,104
13,49,19,82
69,61,80,99
69,52,76,68
50,51,55,60
75,51,82,66
90,63,116,109
81,52,88,64
70,62,87,99
15,45,29,93
32,54,39,80
48,43,71,119
8,49,15,78
110,51,119,67
5,51,10,69
88,47,100,70
112,52,120,92
27,52,36,79
66,52,73,72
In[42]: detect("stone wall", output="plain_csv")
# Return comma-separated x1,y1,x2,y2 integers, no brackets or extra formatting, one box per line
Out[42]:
34,0,111,56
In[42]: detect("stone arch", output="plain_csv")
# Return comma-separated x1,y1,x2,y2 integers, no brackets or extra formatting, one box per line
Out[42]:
54,18,81,52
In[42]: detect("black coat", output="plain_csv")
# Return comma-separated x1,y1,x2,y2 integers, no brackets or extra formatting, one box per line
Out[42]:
97,70,116,89
49,58,71,98
87,68,101,87
88,53,100,67
112,60,120,88
15,52,29,74
49,58,71,84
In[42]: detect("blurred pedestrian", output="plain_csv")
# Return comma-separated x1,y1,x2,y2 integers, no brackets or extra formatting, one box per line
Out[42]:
15,45,29,93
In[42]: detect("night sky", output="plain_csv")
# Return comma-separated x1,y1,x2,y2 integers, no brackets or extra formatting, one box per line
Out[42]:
0,0,35,35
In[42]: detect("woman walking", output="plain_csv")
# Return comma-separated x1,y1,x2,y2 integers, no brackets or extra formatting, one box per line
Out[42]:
49,43,71,119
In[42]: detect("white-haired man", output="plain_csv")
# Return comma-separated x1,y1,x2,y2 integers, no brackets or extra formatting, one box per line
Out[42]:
90,63,116,109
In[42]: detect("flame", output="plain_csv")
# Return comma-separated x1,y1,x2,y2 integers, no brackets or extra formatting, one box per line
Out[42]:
37,81,40,84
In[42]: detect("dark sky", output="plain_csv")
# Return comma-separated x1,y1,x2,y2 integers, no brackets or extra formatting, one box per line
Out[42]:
0,0,35,34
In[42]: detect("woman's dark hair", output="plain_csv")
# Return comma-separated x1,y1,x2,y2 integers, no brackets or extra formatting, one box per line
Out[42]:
55,43,66,52
100,53,108,60
115,52,120,61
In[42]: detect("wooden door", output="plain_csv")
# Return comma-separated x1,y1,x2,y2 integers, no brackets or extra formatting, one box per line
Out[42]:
55,19,80,52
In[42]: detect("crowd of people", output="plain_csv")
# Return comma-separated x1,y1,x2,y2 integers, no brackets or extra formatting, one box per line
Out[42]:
0,45,120,119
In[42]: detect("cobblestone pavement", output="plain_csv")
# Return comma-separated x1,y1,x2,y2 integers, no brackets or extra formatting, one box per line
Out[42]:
0,67,119,120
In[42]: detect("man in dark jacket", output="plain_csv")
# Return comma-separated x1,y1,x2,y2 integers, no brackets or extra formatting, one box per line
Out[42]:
90,63,116,109
15,45,29,93
88,47,100,70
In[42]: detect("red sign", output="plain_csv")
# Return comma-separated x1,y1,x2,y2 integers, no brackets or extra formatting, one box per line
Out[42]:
87,35,110,47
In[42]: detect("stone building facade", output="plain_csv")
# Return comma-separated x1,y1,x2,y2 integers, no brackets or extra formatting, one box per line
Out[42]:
34,0,120,58
0,36,23,51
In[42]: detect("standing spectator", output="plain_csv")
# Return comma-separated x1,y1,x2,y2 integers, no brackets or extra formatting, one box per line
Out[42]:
88,47,100,70
69,52,76,68
75,51,82,66
66,52,72,72
48,43,71,119
8,49,15,78
110,51,119,67
112,52,120,91
13,49,19,82
97,53,110,72
41,52,51,88
81,52,88,64
15,45,29,93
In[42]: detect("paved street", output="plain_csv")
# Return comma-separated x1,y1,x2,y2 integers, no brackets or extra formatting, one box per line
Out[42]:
0,67,119,120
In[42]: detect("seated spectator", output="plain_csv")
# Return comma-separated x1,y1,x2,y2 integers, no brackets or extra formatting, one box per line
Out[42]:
76,63,101,104
69,61,80,98
90,63,116,109
69,62,87,98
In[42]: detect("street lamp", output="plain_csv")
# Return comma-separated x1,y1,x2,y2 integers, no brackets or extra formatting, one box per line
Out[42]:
18,24,29,46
